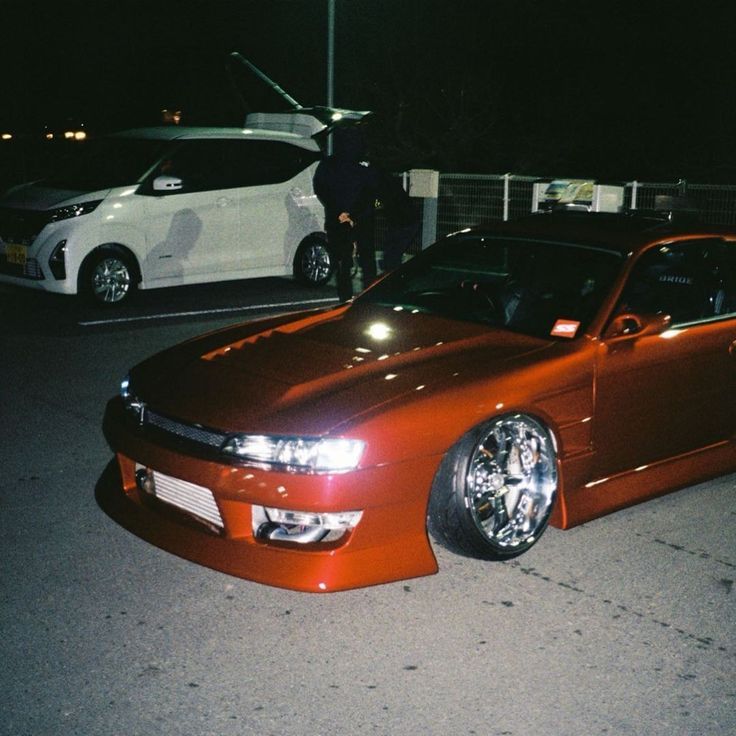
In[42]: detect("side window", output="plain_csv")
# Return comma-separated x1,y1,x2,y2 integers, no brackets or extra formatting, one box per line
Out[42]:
617,239,736,325
221,140,319,188
150,139,318,193
155,141,229,193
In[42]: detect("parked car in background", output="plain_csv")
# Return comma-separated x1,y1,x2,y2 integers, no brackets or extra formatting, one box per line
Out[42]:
536,178,625,213
0,126,334,305
101,210,736,591
539,179,595,210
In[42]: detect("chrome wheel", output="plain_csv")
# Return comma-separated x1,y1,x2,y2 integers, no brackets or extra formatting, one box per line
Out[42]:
465,415,557,550
92,256,132,303
428,413,558,560
295,239,332,286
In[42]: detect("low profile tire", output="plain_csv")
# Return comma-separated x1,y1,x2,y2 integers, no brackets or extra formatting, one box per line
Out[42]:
81,247,137,306
293,236,333,286
428,413,558,560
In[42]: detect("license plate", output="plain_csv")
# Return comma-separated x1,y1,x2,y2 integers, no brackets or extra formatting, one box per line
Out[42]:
5,243,27,266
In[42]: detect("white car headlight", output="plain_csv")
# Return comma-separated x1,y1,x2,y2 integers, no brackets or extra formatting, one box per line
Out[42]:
221,434,365,473
48,199,102,223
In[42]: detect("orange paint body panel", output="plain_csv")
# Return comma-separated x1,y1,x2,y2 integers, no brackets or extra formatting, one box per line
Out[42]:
101,214,736,591
99,450,439,593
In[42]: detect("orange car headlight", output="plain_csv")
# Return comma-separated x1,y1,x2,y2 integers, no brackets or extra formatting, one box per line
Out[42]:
221,434,365,474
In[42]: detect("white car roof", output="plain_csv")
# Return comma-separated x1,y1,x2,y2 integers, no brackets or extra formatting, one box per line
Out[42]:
111,126,320,151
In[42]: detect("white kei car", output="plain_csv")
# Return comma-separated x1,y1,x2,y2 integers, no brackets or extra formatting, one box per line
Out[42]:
0,125,333,304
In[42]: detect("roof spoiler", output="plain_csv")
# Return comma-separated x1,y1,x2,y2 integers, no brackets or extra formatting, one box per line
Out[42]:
227,52,372,147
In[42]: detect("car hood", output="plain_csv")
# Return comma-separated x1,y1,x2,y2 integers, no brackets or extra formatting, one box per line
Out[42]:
0,182,111,210
135,304,552,435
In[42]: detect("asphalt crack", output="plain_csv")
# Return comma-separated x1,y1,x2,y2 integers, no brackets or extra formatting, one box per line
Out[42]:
506,560,732,655
652,538,735,570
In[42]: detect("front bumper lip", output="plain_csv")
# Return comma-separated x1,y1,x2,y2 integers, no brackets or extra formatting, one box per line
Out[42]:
101,400,439,592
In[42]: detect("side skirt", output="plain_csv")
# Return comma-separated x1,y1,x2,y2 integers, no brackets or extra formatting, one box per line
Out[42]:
557,439,735,529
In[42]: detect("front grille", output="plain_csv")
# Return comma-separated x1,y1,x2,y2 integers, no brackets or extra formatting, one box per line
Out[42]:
0,207,49,280
145,409,228,449
24,258,43,279
0,254,44,280
151,470,224,530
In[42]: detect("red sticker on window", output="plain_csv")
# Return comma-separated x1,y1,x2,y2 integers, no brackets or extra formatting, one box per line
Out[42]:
551,319,581,338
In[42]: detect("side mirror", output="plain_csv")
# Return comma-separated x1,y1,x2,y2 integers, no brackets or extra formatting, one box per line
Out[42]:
603,312,672,340
152,175,183,192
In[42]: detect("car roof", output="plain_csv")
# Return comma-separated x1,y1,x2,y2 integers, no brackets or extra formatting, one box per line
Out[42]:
109,126,320,150
468,211,736,256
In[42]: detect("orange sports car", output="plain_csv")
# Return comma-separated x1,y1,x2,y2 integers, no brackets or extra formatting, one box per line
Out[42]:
101,211,736,591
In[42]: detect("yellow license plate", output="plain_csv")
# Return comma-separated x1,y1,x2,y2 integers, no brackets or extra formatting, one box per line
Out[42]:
5,244,27,266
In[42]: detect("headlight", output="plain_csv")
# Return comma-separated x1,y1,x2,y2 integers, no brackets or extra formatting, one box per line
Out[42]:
47,199,102,223
221,434,365,473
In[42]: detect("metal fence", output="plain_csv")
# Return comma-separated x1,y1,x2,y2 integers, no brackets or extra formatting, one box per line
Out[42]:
432,173,736,235
375,172,736,262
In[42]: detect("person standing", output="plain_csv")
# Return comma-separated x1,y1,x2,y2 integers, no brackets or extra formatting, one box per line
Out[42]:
313,127,379,301
376,170,420,272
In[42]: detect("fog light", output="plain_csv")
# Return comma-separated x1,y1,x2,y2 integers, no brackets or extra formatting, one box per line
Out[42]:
265,507,362,529
252,505,363,544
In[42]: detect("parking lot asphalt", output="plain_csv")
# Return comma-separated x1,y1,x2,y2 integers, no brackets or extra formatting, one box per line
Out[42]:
0,276,340,336
1,279,734,736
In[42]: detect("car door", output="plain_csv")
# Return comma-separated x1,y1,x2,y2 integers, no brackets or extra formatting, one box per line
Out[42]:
592,238,736,478
140,140,240,282
222,139,320,271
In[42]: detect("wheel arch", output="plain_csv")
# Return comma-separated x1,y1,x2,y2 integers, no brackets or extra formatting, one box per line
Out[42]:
292,231,333,285
425,407,563,560
77,243,142,292
431,405,569,531
292,231,329,264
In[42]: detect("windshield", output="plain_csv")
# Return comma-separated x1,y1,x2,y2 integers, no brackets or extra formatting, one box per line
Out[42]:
360,234,624,339
39,137,170,191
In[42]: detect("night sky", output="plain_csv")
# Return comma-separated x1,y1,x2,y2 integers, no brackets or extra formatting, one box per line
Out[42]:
3,0,736,182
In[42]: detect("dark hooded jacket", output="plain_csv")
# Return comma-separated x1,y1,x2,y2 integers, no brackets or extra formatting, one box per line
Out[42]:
313,128,379,228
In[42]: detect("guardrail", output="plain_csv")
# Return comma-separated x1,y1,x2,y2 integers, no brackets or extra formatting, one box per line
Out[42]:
434,174,736,232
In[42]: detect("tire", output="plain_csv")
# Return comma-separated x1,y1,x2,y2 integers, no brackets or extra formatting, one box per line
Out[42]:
428,413,558,560
80,246,138,306
293,236,333,286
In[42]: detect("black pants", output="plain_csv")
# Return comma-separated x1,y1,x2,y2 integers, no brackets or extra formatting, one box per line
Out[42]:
382,220,420,272
327,219,376,302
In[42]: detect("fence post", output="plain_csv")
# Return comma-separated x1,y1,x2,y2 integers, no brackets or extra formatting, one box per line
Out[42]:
409,169,439,249
503,173,510,221
421,197,438,249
